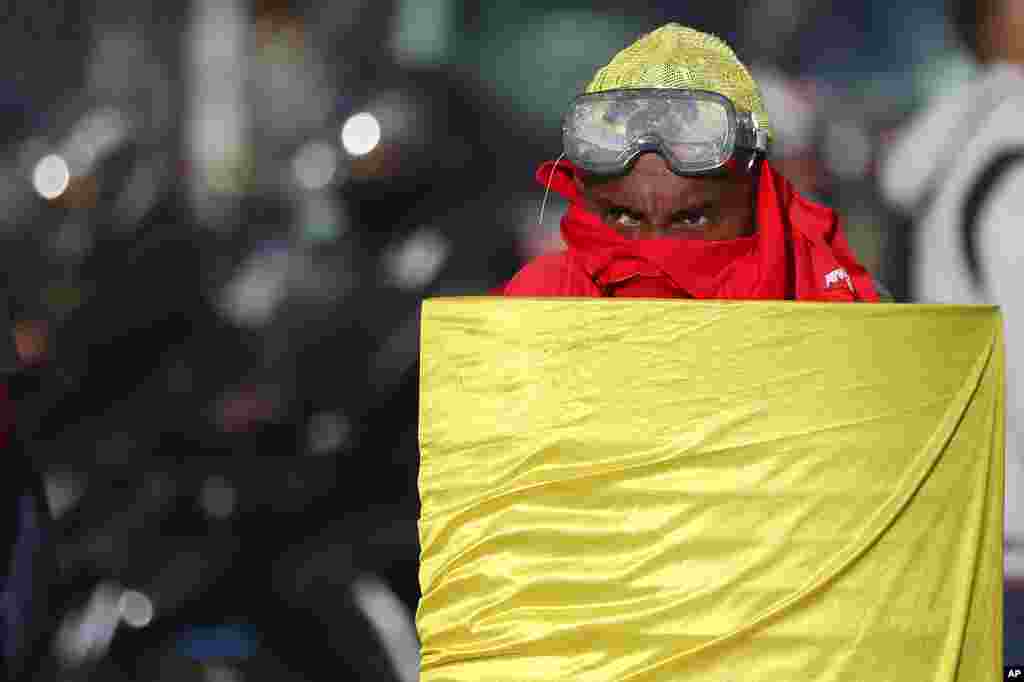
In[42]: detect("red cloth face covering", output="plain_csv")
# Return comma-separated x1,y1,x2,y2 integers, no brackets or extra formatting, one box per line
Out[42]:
502,158,879,302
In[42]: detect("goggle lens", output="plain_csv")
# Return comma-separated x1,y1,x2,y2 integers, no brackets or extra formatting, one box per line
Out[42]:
564,90,749,175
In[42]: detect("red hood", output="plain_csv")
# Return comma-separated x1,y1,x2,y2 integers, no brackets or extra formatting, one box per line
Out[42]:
500,159,878,302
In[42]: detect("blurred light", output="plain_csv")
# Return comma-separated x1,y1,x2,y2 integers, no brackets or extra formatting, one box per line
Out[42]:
56,174,100,210
176,624,260,661
823,121,873,181
254,16,306,56
391,0,454,64
915,52,975,102
200,475,237,520
299,192,347,244
114,160,164,229
741,0,806,60
217,244,290,328
251,16,330,142
87,30,171,132
204,663,246,682
369,90,421,144
308,410,351,455
53,220,94,259
118,589,154,628
187,0,250,223
65,107,129,175
292,140,338,190
352,575,420,682
478,11,648,125
42,283,85,317
215,384,280,433
754,68,818,159
283,248,351,301
384,226,450,291
370,313,420,396
33,154,70,199
341,112,381,157
55,582,121,667
0,168,36,221
44,471,86,520
302,220,340,244
15,319,49,367
19,137,50,175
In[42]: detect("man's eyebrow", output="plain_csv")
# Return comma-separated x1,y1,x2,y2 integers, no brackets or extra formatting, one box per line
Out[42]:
672,200,715,216
592,198,643,214
591,192,719,213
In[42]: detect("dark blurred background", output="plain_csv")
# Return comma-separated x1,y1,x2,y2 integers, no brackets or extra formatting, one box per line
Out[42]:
0,0,1006,679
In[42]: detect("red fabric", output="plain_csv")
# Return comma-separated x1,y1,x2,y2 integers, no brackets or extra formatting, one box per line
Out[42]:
502,159,879,302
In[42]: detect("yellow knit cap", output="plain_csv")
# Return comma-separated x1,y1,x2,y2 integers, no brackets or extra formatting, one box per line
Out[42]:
585,23,772,143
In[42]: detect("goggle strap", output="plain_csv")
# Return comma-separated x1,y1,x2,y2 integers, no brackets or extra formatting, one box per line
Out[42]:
755,128,770,152
735,112,769,153
746,150,760,174
538,151,567,229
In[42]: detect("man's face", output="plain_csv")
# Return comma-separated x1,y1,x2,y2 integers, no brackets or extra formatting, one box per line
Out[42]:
575,152,756,240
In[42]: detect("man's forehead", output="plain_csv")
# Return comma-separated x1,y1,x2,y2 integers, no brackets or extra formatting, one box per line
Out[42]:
584,175,737,208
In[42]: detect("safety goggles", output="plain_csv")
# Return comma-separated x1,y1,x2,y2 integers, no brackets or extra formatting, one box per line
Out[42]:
562,88,770,176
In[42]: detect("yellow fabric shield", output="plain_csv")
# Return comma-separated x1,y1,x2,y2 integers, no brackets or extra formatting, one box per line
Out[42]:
417,299,1003,681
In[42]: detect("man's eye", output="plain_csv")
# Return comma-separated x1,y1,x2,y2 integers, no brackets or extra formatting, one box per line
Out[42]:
676,211,710,228
608,208,643,227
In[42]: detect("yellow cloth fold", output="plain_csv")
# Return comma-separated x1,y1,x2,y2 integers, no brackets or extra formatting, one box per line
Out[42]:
417,299,1003,681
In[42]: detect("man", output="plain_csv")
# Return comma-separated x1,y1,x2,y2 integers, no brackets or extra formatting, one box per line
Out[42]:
501,24,879,303
879,0,1024,660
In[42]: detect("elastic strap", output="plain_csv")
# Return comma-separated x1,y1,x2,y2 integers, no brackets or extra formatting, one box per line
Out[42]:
537,151,566,229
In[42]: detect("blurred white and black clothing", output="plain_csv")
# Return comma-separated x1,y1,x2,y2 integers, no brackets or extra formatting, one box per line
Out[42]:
880,62,1024,575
